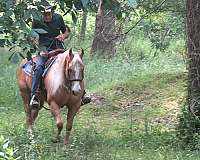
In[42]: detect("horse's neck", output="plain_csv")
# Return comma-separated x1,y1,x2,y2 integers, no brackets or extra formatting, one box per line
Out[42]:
53,51,69,81
45,52,68,93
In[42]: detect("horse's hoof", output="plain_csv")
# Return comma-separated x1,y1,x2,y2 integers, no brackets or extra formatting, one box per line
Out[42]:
51,136,61,143
64,140,69,145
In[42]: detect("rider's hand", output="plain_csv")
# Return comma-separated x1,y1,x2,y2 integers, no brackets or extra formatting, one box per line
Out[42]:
40,51,49,58
55,34,65,42
55,31,70,42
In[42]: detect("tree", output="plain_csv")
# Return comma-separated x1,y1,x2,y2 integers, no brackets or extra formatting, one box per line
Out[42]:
177,0,200,148
91,0,117,56
2,0,180,58
80,10,88,41
0,0,124,59
186,0,200,113
0,0,87,59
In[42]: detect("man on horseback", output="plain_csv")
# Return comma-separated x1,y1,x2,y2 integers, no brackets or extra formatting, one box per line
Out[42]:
30,5,91,107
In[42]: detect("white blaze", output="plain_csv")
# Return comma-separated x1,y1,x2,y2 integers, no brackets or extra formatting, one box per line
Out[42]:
71,55,81,95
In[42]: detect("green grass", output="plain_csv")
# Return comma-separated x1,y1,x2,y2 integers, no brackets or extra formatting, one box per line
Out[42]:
1,44,199,160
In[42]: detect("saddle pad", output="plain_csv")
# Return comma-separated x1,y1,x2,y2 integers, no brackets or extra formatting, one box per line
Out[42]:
22,61,33,76
22,57,57,77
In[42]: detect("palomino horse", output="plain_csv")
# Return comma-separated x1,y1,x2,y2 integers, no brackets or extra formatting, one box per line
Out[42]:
16,49,85,144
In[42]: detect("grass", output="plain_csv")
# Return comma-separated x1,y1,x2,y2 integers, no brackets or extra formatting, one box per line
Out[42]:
0,42,199,160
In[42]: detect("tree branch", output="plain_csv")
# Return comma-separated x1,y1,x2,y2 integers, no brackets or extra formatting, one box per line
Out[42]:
108,0,168,43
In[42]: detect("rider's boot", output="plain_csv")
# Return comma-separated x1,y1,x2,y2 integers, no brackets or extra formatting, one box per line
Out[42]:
29,89,40,109
81,91,91,106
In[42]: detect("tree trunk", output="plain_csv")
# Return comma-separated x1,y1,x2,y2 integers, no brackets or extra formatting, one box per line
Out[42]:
187,0,200,114
91,8,116,57
80,11,88,41
177,0,200,147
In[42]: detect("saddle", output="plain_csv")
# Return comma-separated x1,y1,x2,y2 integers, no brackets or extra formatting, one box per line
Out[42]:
22,49,65,77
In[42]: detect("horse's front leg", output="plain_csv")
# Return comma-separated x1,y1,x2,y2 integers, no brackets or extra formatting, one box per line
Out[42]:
49,101,63,143
64,105,80,145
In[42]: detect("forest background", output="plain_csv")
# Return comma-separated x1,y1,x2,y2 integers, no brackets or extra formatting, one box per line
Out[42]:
1,0,199,159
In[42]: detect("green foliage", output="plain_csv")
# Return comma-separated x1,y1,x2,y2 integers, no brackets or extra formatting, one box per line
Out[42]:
0,0,192,158
0,0,125,59
0,0,48,58
0,0,185,60
0,136,19,160
0,33,196,159
177,101,200,150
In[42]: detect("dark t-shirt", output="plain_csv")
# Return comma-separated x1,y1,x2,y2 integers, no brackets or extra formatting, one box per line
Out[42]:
32,13,70,48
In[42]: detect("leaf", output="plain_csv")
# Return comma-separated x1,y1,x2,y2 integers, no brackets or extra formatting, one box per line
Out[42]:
0,27,3,34
26,51,32,61
35,0,50,8
3,140,9,149
0,39,5,47
6,1,14,9
74,0,83,10
0,152,5,158
5,10,13,17
31,8,42,21
116,12,122,20
18,53,25,59
81,0,89,8
23,9,31,21
6,39,12,46
0,16,4,25
128,0,137,7
9,46,15,51
58,0,65,12
8,52,15,61
11,53,19,64
64,0,73,8
20,19,31,33
71,10,77,24
63,8,71,16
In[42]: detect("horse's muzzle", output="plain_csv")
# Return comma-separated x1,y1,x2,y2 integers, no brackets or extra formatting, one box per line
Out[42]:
72,84,81,96
72,89,81,96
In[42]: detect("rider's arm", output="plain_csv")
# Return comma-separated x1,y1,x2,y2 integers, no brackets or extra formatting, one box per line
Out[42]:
56,30,70,42
55,15,70,42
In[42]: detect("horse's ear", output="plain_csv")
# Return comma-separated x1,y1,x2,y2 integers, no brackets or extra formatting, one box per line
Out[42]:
68,48,74,61
69,48,72,55
79,48,84,59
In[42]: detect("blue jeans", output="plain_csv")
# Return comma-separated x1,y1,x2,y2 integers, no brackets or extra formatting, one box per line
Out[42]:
31,55,47,97
31,42,64,97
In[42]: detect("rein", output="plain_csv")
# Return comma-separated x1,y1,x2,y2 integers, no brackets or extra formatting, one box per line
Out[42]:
47,38,66,51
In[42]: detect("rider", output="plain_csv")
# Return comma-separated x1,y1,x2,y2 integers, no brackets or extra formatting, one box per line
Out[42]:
30,5,91,107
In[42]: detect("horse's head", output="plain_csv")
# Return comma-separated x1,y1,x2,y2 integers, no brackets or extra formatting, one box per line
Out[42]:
65,48,84,96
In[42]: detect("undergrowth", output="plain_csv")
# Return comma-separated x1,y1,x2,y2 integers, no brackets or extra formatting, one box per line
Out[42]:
1,38,198,159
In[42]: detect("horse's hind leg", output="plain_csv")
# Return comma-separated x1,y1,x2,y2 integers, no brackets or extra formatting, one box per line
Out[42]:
20,89,41,128
50,101,63,142
19,89,33,130
64,105,80,145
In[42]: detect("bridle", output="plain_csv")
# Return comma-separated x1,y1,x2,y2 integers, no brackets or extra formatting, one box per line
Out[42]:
64,55,84,91
68,69,84,82
47,38,66,51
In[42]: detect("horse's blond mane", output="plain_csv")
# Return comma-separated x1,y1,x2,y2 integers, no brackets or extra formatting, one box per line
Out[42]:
58,49,83,65
57,49,70,61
